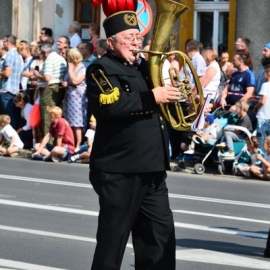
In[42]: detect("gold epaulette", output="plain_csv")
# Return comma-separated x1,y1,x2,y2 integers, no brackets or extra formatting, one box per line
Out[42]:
91,69,120,105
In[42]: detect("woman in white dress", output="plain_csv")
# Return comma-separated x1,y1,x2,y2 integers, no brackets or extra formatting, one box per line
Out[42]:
62,48,87,151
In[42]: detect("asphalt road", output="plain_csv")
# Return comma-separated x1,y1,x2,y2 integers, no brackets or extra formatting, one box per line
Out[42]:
1,157,270,270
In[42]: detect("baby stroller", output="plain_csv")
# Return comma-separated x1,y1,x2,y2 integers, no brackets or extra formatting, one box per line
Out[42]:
216,125,252,175
216,99,258,175
177,107,230,174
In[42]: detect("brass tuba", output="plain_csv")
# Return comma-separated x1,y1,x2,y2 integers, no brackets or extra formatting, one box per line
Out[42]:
140,0,204,131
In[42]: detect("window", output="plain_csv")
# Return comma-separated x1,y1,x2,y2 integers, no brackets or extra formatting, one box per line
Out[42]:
74,0,100,40
194,0,229,50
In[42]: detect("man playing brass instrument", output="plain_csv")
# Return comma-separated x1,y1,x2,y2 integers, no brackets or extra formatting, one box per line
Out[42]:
86,1,178,269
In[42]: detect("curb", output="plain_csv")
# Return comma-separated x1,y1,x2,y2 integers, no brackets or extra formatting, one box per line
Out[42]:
18,149,32,158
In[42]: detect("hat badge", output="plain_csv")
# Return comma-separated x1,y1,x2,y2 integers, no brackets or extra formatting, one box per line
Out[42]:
124,13,137,26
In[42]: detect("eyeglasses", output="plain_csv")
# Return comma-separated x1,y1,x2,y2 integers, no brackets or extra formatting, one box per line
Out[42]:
114,35,143,45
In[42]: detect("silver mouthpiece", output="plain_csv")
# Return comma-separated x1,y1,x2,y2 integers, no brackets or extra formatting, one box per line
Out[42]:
133,48,141,54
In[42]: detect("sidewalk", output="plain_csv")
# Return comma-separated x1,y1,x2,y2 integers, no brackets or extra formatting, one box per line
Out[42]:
14,150,232,176
18,149,33,158
170,159,228,176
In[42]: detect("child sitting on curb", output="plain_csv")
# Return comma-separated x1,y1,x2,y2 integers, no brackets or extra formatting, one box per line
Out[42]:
0,114,24,157
237,136,264,178
250,136,270,180
32,106,75,162
68,115,96,164
184,114,217,154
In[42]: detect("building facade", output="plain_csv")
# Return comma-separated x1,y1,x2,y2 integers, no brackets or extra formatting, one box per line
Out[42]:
0,0,269,74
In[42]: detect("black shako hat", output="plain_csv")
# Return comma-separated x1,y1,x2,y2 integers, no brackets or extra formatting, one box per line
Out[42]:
103,11,140,38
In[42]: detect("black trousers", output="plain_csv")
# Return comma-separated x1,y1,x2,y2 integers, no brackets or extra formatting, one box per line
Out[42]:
89,169,176,270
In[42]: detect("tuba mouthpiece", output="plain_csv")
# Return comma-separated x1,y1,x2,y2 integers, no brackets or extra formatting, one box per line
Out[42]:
133,48,141,54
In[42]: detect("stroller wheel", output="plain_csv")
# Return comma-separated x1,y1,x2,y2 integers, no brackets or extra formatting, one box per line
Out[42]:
194,163,205,174
218,163,225,175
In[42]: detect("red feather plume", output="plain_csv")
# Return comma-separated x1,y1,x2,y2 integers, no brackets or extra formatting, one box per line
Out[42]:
92,0,139,17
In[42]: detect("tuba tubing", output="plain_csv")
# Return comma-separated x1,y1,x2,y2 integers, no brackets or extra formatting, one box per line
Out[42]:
147,0,204,131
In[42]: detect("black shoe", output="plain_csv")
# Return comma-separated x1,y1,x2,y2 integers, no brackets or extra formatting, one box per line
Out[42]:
32,154,45,161
43,156,52,162
264,249,270,258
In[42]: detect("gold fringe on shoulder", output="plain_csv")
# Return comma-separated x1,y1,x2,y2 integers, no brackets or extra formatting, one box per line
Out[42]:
99,87,120,105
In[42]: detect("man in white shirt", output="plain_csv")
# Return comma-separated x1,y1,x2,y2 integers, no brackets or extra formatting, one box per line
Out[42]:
69,21,82,48
179,39,206,90
20,43,33,91
33,43,67,136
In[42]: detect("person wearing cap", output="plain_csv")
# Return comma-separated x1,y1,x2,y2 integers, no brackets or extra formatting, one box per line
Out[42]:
226,37,253,78
256,42,270,94
184,114,217,154
86,3,178,270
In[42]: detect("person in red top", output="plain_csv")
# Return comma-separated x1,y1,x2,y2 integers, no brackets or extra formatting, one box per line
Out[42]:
32,106,75,162
88,23,100,56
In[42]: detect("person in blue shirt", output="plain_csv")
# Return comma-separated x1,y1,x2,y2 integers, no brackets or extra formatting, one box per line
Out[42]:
79,42,97,69
0,35,22,129
220,51,255,112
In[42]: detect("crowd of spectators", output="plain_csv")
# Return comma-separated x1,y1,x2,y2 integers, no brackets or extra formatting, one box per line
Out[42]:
0,22,270,179
0,22,107,163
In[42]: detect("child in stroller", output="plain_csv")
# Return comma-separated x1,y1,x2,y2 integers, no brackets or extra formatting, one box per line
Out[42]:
184,114,217,154
177,111,225,174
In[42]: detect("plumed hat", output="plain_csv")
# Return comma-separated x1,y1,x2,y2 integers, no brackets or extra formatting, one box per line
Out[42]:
93,0,140,38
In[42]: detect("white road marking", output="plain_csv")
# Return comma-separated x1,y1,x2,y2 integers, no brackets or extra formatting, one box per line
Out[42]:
2,175,270,269
170,193,270,209
0,199,98,216
0,174,92,188
176,249,270,269
172,210,270,224
1,199,270,229
0,225,268,269
0,200,268,241
1,174,270,209
175,222,268,239
0,258,68,270
0,225,133,248
0,199,268,239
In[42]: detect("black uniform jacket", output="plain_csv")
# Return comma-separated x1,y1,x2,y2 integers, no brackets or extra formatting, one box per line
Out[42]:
86,52,170,173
